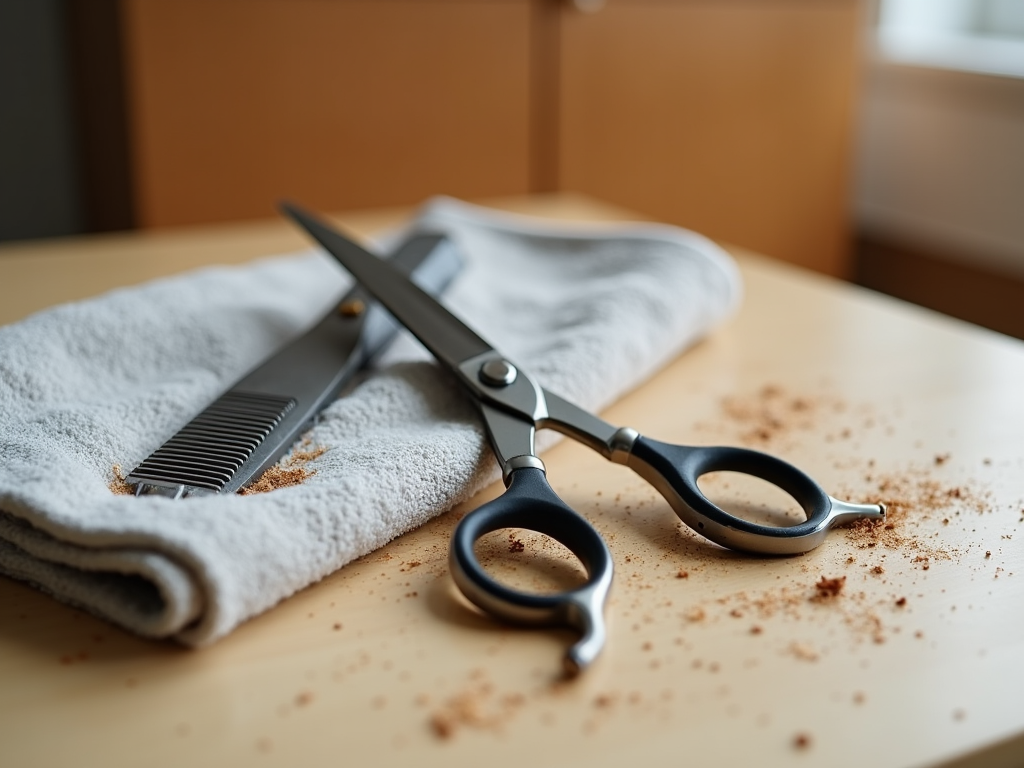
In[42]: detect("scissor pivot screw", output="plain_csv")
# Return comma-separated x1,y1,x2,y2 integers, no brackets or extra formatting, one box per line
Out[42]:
479,359,517,387
338,299,366,318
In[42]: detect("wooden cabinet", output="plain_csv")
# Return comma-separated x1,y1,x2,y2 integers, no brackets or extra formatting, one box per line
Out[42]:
101,0,862,275
558,1,864,277
120,0,534,227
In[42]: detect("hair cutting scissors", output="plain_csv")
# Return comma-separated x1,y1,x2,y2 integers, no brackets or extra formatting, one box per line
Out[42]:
284,203,885,674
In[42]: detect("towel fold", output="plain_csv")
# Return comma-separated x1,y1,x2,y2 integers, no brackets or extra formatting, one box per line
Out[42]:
0,197,741,645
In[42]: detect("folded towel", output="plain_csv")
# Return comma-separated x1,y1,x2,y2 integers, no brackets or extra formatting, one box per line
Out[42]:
0,197,741,645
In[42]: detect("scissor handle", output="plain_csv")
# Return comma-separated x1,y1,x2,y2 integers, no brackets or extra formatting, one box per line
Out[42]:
628,437,885,555
449,466,613,675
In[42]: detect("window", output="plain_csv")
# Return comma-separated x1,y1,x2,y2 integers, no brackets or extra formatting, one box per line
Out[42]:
876,0,1024,78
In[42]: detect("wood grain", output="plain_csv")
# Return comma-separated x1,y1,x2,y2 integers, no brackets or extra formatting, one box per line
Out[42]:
559,0,864,276
121,0,533,227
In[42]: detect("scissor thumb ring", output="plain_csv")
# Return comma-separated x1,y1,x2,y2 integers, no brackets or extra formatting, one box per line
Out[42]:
449,466,614,675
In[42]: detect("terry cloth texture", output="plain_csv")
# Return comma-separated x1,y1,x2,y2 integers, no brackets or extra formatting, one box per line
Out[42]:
0,197,741,645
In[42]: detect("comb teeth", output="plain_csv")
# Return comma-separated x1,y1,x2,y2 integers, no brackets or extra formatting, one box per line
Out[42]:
127,391,296,492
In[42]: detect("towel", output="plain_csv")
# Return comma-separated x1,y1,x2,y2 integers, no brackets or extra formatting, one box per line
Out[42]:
0,197,741,645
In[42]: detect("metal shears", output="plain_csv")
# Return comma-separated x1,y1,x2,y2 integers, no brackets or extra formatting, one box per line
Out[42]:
285,203,885,674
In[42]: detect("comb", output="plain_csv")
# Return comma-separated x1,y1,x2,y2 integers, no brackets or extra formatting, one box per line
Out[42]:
127,231,461,498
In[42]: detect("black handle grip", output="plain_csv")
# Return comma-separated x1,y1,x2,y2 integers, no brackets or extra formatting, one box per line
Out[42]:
629,437,837,555
449,467,612,673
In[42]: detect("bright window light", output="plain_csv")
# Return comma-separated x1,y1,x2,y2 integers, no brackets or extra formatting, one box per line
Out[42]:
876,0,1024,77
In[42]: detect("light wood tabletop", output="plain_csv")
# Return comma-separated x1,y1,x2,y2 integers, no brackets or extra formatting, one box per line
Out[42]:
1,195,1022,767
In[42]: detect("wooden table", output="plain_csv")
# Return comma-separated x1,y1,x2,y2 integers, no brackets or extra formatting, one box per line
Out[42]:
2,195,1022,767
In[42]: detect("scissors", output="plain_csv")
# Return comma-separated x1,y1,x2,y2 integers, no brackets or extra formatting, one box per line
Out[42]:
284,203,885,674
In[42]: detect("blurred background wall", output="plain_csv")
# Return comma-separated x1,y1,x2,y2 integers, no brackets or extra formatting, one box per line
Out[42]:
854,0,1024,339
0,0,83,240
1,0,1021,337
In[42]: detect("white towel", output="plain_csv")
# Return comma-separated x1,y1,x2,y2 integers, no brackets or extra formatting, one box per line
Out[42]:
0,197,741,645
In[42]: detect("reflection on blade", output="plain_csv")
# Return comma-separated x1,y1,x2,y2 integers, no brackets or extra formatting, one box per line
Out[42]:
282,202,492,370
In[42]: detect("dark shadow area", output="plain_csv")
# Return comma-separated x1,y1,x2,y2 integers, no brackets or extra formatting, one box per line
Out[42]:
65,0,135,233
855,234,1024,341
0,0,83,241
935,731,1024,768
0,574,185,663
473,527,589,595
424,568,579,679
697,470,807,528
0,1,133,243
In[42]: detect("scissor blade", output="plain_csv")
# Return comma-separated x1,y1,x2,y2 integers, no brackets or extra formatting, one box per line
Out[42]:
282,202,493,371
